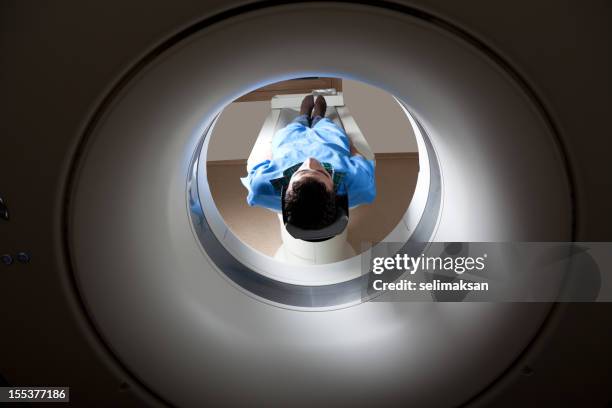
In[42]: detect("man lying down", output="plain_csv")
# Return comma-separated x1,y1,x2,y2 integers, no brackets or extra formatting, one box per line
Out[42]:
241,94,376,232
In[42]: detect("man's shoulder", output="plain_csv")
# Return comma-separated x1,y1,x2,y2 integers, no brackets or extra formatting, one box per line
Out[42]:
343,156,375,190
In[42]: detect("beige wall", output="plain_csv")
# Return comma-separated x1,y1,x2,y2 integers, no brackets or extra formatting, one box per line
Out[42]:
207,79,417,161
342,79,417,153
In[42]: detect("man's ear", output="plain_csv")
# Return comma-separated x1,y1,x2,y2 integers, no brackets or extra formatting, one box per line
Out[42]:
281,184,291,225
335,193,349,213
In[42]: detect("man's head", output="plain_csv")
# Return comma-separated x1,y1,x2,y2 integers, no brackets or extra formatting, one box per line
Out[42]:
284,158,337,230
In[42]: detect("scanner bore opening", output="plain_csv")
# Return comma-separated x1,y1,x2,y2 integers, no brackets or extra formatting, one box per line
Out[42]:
206,78,419,260
187,76,442,309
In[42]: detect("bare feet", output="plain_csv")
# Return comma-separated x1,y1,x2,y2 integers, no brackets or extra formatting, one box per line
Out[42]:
312,95,327,118
300,94,315,115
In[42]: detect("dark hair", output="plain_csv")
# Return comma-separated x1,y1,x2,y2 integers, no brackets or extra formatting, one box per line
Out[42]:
284,178,337,230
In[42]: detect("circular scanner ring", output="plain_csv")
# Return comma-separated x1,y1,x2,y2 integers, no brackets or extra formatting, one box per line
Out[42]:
66,2,573,407
189,102,441,308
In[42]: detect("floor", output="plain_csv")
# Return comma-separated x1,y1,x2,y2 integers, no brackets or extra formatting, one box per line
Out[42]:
207,154,419,257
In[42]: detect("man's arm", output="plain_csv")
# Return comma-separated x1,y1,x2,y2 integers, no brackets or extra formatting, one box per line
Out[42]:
346,155,376,207
242,161,282,212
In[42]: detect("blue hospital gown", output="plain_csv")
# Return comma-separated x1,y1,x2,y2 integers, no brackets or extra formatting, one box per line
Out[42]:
241,116,376,212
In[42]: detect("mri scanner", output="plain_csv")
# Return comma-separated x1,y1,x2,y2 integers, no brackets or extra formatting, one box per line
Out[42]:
1,1,611,406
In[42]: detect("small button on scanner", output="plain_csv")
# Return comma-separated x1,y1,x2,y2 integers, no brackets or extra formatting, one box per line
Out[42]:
16,252,31,264
1,254,13,266
0,196,8,220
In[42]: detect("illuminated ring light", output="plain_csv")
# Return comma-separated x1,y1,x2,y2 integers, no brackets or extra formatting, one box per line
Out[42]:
66,2,573,407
